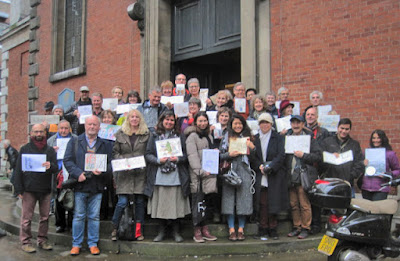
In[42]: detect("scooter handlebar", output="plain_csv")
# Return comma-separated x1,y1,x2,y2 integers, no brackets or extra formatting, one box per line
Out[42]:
381,178,400,187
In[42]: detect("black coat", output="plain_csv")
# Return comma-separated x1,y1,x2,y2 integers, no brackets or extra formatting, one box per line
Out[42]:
6,145,19,170
284,129,322,187
320,135,364,185
13,140,58,195
253,131,289,215
143,132,190,198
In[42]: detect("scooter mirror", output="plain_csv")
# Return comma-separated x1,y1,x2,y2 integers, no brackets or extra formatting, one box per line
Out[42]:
365,166,376,176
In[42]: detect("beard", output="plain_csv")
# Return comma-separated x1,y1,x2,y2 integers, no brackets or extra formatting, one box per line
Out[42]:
34,136,44,141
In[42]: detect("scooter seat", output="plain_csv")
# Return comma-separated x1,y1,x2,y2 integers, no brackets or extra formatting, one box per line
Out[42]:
350,198,398,214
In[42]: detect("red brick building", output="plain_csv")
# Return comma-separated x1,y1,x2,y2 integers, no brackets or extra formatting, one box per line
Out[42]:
1,0,399,156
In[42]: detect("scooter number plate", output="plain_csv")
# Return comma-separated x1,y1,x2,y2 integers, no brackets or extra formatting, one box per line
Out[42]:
318,235,339,256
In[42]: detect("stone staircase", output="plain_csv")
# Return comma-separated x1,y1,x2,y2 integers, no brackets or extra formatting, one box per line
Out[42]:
0,180,322,257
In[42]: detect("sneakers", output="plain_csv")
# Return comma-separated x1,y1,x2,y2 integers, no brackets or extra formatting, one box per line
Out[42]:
202,226,217,241
90,246,100,255
38,241,53,250
193,226,205,243
70,247,80,256
111,228,117,241
287,228,301,237
298,229,309,239
21,244,36,253
228,231,237,241
237,231,245,241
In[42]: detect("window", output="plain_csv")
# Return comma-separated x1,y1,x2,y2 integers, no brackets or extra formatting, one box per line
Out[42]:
50,0,86,82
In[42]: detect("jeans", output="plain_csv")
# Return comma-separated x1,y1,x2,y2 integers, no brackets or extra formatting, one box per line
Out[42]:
227,214,246,229
72,192,102,248
111,194,145,228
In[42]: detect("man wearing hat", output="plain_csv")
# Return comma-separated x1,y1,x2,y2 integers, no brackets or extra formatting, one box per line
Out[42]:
64,86,92,135
284,115,321,240
252,113,287,241
44,101,55,115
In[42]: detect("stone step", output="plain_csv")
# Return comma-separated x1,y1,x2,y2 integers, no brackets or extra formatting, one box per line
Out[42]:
0,188,323,256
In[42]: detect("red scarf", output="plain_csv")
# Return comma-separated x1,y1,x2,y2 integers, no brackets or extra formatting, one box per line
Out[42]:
31,137,47,151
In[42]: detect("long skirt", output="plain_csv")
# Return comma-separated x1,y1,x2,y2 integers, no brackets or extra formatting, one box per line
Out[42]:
147,186,191,219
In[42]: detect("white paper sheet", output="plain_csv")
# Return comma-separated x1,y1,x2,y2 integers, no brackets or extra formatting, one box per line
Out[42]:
31,115,60,125
111,156,146,172
246,120,259,135
98,123,121,141
78,105,93,124
199,89,209,111
319,115,340,132
102,98,118,111
365,148,386,173
229,137,248,155
285,135,311,154
317,105,333,117
174,102,189,118
155,138,183,159
56,138,71,160
160,96,184,105
212,123,223,139
21,154,46,172
234,98,246,113
292,101,300,115
84,154,107,172
206,111,218,125
323,150,354,165
175,84,186,96
275,116,292,132
202,149,219,174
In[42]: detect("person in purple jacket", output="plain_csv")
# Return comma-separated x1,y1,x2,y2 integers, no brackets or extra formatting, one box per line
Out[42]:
361,129,400,201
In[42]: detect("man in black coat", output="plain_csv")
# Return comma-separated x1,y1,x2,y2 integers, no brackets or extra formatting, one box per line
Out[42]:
14,124,58,253
64,86,92,135
320,118,364,192
252,113,287,240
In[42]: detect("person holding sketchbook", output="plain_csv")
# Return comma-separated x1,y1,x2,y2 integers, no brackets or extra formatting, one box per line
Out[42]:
320,118,364,194
111,110,149,241
360,129,400,200
185,111,218,243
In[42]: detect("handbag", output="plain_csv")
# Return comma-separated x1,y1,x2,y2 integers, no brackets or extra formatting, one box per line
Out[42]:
300,167,312,192
118,196,136,241
58,188,74,211
219,160,231,174
191,179,207,226
222,163,242,187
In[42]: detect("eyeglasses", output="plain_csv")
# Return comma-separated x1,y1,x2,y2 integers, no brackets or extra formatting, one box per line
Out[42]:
32,130,45,134
189,85,199,89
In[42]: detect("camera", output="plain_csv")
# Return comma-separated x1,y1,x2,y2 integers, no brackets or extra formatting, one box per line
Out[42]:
61,172,94,189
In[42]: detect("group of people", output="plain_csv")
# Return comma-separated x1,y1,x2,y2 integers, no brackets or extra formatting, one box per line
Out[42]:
10,73,399,256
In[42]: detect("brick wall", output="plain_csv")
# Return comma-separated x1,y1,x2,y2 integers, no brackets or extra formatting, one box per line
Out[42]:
34,0,141,111
270,0,400,154
7,42,29,150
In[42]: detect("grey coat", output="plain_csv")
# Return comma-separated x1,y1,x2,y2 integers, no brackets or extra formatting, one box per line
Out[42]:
220,135,256,216
185,126,217,194
112,128,150,194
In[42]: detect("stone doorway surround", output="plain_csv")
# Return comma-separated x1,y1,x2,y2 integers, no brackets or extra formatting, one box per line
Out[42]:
139,0,271,97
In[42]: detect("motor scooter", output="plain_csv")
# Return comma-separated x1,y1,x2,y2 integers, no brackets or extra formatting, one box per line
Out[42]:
309,168,400,261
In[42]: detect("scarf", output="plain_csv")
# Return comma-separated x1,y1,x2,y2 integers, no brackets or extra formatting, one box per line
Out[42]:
31,137,47,151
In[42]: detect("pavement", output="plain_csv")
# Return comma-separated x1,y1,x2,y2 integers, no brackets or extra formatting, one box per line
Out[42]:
0,178,325,258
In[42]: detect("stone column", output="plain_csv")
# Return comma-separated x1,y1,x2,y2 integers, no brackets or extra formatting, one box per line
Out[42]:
257,0,271,94
240,0,257,89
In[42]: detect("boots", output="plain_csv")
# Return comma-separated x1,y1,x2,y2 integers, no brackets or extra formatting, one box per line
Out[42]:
202,225,217,241
135,223,144,241
193,226,205,243
172,222,184,243
153,221,166,242
111,228,117,241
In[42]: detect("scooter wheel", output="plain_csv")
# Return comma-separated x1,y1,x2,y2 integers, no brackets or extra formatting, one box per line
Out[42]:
328,241,358,261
